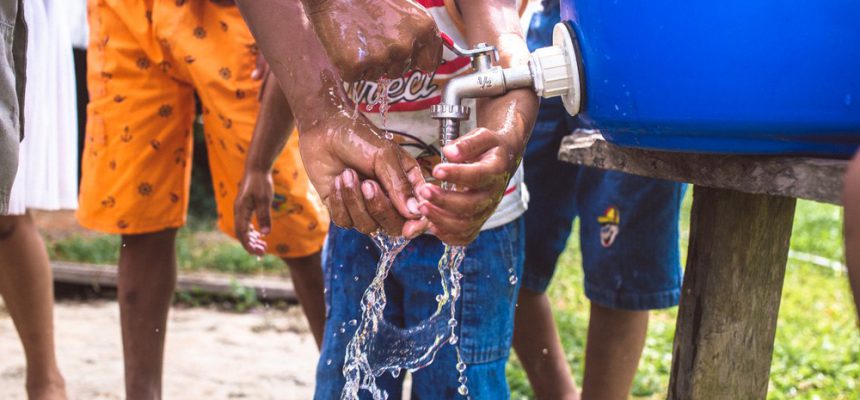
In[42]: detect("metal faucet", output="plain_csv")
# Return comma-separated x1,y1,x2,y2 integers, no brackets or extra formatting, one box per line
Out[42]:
431,24,583,153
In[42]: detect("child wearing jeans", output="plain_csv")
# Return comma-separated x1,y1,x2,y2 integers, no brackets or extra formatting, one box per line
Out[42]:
235,0,535,397
512,2,686,399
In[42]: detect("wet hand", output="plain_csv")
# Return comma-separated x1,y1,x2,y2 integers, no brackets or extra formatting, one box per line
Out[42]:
329,169,429,237
234,170,274,256
298,111,427,226
303,0,443,82
418,128,518,245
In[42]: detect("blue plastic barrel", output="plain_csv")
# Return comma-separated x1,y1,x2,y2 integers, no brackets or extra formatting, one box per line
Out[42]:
561,0,860,158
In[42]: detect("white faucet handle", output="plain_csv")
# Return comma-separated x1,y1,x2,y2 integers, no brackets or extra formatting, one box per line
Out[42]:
530,23,583,116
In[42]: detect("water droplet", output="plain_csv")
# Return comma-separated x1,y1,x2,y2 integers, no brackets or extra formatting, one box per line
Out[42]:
327,359,333,366
391,369,401,378
348,319,358,326
458,384,469,396
456,362,467,373
340,327,346,334
448,335,459,345
448,318,457,328
354,276,359,282
509,276,518,285
435,294,444,303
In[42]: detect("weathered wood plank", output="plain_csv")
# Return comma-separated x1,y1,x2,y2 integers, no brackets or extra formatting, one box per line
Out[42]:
558,130,847,205
52,261,297,301
668,187,796,399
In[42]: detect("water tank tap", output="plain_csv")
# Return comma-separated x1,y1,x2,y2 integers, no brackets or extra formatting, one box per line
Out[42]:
431,23,583,149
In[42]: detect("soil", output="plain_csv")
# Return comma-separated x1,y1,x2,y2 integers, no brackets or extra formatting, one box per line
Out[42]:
0,300,318,399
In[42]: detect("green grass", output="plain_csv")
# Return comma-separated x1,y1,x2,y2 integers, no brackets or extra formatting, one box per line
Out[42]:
507,192,859,399
48,226,285,275
44,190,858,397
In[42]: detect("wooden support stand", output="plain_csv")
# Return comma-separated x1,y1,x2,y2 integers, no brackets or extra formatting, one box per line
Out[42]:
557,130,847,399
668,187,795,399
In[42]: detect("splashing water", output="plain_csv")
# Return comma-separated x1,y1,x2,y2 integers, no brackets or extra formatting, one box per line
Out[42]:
358,78,394,140
341,234,469,400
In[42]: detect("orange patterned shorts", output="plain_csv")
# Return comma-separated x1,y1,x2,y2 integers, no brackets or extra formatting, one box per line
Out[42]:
79,0,328,258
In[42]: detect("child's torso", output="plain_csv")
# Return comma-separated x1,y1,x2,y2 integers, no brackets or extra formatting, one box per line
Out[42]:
349,0,528,230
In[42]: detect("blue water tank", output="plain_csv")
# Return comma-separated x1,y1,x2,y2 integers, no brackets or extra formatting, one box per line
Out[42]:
560,0,860,158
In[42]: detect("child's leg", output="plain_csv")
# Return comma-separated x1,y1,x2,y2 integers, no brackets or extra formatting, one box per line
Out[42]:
78,2,198,397
409,219,525,399
282,253,325,347
581,304,648,399
577,170,686,399
845,151,860,320
0,214,67,400
117,229,178,400
513,289,578,400
513,107,581,399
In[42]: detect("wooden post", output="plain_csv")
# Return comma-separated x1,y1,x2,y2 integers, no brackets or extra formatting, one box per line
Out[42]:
668,186,796,399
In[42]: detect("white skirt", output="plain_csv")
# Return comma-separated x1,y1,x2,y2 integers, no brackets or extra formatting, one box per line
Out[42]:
7,0,79,215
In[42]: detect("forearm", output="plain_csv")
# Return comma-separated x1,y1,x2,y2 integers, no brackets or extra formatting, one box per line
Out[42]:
461,0,538,171
245,72,293,173
235,0,347,132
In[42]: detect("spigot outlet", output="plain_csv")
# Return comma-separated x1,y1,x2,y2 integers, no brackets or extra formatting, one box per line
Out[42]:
432,22,583,148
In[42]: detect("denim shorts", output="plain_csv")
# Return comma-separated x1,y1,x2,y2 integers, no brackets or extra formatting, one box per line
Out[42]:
521,3,685,310
315,219,524,399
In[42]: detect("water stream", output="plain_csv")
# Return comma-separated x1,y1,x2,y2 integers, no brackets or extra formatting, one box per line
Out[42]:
340,234,468,399
340,79,470,399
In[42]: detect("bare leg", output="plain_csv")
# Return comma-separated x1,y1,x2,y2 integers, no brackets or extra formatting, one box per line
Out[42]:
581,303,649,400
513,288,579,400
845,151,860,321
118,229,178,400
282,252,325,348
0,213,67,400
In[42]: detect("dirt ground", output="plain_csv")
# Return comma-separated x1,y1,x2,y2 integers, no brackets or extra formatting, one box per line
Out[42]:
0,300,317,399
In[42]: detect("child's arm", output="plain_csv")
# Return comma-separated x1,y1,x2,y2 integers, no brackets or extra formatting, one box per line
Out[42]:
234,72,292,255
299,0,443,82
417,0,539,245
235,0,426,227
845,151,860,321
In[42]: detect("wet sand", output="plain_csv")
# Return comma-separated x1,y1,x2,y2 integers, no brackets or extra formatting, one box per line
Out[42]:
0,300,317,399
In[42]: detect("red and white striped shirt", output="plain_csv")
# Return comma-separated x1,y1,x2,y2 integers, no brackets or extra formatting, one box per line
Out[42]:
347,0,529,230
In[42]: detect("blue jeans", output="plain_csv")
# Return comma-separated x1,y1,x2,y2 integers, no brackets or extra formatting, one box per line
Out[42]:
315,219,525,399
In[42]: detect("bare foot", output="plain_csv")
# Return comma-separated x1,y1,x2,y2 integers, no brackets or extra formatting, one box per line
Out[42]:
27,375,68,400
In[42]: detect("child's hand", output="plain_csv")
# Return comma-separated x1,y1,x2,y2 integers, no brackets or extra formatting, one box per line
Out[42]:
299,111,427,225
303,0,443,82
328,169,429,237
417,128,519,245
234,170,274,256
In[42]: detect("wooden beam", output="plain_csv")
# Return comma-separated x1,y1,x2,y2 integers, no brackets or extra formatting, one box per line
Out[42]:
668,186,795,399
558,131,847,205
52,261,297,301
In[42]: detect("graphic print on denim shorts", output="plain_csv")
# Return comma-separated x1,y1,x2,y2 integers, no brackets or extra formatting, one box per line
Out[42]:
598,206,620,248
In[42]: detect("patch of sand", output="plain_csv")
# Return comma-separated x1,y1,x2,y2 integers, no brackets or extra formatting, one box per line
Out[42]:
0,300,317,399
